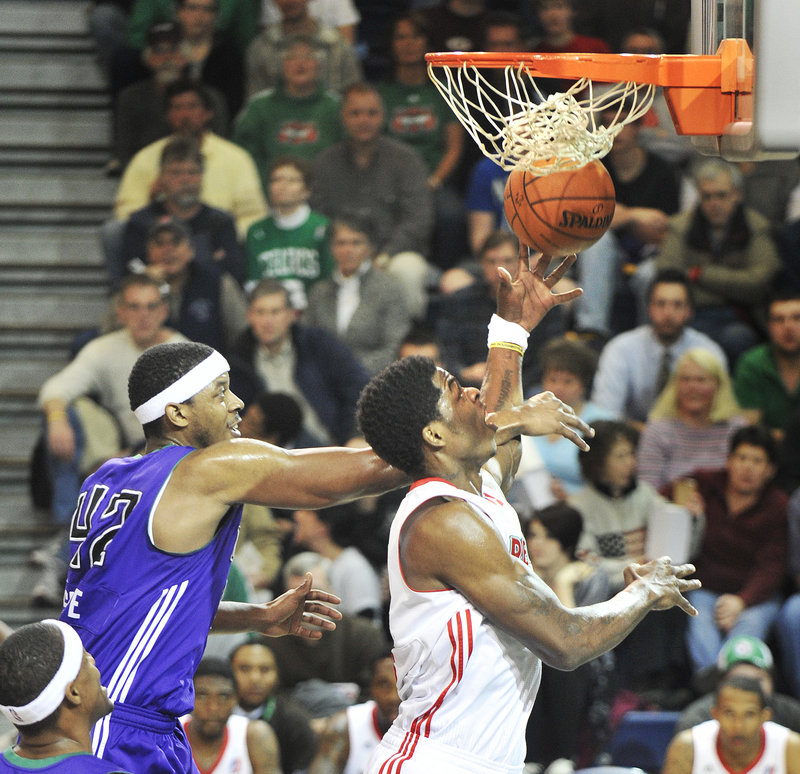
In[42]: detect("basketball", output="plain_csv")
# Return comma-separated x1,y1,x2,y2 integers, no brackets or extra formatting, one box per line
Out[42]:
503,161,616,255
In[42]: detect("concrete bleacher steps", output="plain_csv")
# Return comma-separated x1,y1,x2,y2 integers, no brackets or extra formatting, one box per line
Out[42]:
0,0,111,624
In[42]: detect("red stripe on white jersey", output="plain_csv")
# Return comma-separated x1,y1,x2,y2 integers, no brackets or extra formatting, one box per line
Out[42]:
378,610,473,773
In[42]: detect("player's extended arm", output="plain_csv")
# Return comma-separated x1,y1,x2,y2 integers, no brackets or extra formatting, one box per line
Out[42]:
661,730,695,774
246,718,282,774
308,710,350,774
482,249,583,486
401,500,699,670
156,442,408,551
212,572,342,639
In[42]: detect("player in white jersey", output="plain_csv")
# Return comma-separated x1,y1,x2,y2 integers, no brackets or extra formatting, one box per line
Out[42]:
182,659,279,774
310,654,400,774
663,674,800,774
355,248,701,774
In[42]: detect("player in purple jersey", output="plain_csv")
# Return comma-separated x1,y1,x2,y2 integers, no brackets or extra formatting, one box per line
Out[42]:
56,338,414,773
0,619,130,773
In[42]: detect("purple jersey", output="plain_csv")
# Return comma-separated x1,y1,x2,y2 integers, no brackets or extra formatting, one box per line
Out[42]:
59,446,242,720
0,749,129,772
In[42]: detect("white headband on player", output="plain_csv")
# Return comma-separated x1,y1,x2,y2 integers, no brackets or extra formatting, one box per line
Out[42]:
0,619,84,726
133,351,230,424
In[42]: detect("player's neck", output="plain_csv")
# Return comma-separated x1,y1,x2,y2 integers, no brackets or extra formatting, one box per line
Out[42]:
13,732,88,760
719,739,763,771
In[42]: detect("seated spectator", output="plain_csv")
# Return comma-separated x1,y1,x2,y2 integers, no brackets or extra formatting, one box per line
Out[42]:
435,231,567,392
637,348,745,490
138,217,247,354
181,658,279,773
175,0,245,120
113,21,229,170
116,137,244,287
734,288,800,439
515,337,615,509
229,279,369,445
262,0,361,44
245,0,362,98
575,101,682,336
661,425,787,674
231,637,319,774
662,673,800,774
378,13,467,270
305,213,413,376
243,157,334,310
34,275,186,603
657,159,782,365
570,420,663,592
570,419,689,692
114,78,267,237
0,620,131,774
524,504,614,770
419,0,488,53
234,37,343,192
309,652,399,774
310,83,434,319
592,268,728,428
675,636,800,733
264,552,388,707
291,505,382,623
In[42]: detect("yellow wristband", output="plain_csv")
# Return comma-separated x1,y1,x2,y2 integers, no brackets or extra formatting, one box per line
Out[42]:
489,341,525,356
47,411,68,423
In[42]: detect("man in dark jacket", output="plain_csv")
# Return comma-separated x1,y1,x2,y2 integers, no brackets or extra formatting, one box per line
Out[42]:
229,279,369,445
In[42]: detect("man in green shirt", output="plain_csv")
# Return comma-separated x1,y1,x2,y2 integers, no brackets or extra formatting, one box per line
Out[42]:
734,288,800,438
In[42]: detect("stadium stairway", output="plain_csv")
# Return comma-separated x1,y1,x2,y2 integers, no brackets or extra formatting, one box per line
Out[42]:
0,0,114,625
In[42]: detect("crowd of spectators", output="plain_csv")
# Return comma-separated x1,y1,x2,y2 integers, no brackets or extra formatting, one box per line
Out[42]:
24,1,800,772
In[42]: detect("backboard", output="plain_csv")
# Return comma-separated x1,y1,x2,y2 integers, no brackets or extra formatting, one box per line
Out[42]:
689,0,800,159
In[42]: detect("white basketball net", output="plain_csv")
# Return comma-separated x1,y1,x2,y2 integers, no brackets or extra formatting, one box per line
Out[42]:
428,61,656,175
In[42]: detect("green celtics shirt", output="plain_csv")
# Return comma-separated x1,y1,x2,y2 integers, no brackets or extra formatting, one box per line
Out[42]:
245,206,333,309
378,80,454,173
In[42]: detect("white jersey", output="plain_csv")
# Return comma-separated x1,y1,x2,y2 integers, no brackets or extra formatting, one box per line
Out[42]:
369,473,541,774
181,714,253,774
692,719,789,774
344,700,384,774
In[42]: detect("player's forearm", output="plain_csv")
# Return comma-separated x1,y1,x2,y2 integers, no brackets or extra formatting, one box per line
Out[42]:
516,575,655,670
481,346,522,415
211,601,265,632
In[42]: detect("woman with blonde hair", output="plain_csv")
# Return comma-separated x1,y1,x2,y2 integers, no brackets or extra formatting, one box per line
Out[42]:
637,347,746,489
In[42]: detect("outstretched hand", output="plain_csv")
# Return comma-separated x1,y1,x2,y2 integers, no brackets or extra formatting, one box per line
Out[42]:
486,391,594,450
257,572,343,640
496,245,584,332
623,557,701,617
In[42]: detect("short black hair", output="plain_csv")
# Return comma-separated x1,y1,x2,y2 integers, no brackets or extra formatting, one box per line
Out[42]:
0,622,68,734
357,356,441,477
164,77,214,112
530,503,584,560
578,420,639,484
478,230,519,261
647,267,693,306
729,424,778,464
194,657,235,683
160,136,204,169
253,392,303,447
329,210,378,248
541,337,598,394
128,341,216,437
716,674,768,708
229,634,277,664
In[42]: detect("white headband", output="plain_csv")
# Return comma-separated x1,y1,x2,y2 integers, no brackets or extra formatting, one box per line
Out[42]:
0,619,84,726
133,351,230,424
